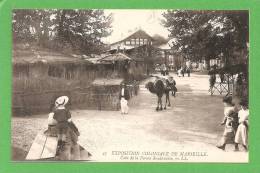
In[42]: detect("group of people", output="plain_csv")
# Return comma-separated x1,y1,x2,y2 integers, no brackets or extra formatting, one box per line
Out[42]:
160,63,169,76
43,76,247,161
217,96,249,151
177,66,191,77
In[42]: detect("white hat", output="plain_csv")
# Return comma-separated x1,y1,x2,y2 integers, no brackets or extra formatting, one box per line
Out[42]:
55,96,69,107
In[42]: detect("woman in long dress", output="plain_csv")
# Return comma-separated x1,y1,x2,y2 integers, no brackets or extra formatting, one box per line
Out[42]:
234,99,249,151
216,96,238,150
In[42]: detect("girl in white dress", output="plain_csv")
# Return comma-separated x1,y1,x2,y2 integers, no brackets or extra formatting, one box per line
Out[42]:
234,99,249,151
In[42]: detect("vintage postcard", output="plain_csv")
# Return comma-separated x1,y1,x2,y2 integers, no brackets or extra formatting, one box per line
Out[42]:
11,9,249,162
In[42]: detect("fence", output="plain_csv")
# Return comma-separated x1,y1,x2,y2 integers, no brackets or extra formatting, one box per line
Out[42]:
12,83,140,116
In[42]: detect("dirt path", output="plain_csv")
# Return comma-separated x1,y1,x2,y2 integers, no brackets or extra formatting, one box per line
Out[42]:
12,72,248,162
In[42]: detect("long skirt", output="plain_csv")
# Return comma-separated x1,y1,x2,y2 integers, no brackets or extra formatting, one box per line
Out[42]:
235,123,248,146
120,98,129,114
57,126,79,160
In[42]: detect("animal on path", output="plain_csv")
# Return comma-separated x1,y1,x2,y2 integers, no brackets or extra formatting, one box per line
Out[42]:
145,76,172,111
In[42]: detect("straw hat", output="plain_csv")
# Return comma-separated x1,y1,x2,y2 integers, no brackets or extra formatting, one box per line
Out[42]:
55,96,69,107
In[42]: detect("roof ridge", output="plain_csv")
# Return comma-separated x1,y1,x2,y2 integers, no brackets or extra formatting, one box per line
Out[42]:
111,29,153,45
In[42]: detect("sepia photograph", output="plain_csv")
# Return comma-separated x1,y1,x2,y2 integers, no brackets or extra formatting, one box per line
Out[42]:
11,9,249,162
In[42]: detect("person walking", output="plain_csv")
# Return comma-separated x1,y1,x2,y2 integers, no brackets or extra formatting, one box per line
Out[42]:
216,96,238,150
167,76,177,97
161,64,167,76
181,67,185,77
234,99,249,151
186,67,191,77
119,82,130,114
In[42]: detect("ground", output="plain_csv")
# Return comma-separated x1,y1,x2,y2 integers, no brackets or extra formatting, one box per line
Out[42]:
12,72,248,162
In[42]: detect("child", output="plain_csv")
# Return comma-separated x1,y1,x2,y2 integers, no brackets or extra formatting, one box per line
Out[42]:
53,96,72,148
217,96,238,150
234,99,249,151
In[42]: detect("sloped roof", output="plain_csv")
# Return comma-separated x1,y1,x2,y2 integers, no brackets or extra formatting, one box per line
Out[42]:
84,54,109,64
111,29,154,45
12,49,92,65
99,53,132,62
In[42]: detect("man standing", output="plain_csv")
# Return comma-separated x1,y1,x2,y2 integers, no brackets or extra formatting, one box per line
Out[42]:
181,67,185,77
119,82,130,114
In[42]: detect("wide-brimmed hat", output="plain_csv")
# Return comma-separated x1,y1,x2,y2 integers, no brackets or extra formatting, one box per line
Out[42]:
55,96,69,107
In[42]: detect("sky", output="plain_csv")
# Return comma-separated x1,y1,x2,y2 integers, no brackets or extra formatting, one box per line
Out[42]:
103,10,170,44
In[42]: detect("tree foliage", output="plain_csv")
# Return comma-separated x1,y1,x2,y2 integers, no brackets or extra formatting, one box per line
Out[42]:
12,9,112,55
162,10,249,66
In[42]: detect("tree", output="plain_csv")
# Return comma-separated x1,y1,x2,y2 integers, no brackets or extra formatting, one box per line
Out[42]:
162,10,249,68
49,9,113,55
13,9,57,46
12,9,112,55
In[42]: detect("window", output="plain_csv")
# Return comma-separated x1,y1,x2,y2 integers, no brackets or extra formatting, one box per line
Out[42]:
131,39,135,45
135,38,139,45
144,39,148,45
125,40,130,45
140,39,144,45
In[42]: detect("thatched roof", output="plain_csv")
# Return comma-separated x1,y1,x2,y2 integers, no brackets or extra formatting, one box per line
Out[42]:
12,50,92,65
83,54,109,64
99,53,132,62
92,78,124,86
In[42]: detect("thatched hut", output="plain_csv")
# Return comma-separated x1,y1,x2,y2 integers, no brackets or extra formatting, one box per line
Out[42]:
12,50,140,115
98,53,146,82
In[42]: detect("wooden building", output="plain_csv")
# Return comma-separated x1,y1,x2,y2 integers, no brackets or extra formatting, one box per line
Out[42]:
108,29,170,74
110,29,154,51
